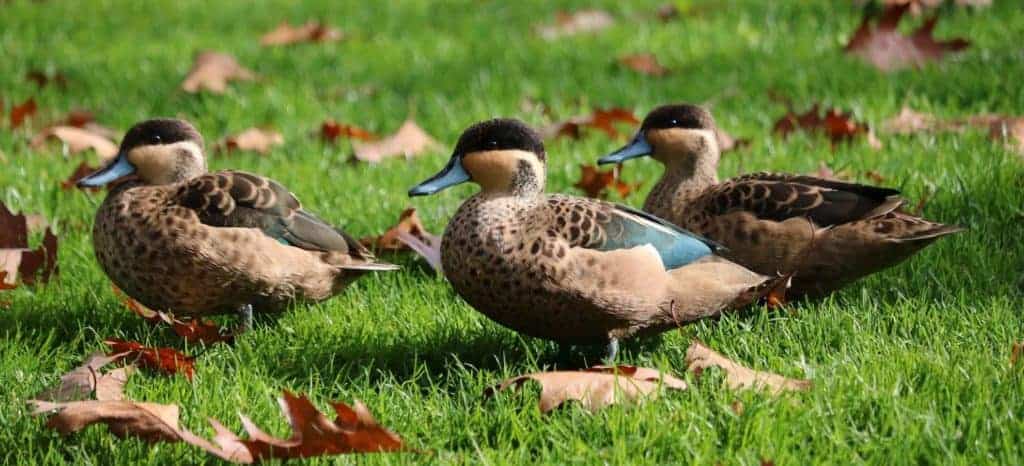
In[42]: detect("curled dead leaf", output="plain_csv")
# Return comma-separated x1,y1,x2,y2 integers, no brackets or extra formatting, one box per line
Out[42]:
0,202,58,285
33,353,132,402
685,341,811,395
261,21,343,46
181,51,257,94
31,399,185,442
536,9,614,40
574,164,639,199
486,365,687,413
351,120,439,163
360,208,441,272
844,4,969,72
618,53,670,77
104,339,196,380
220,127,284,155
320,120,377,142
112,285,234,344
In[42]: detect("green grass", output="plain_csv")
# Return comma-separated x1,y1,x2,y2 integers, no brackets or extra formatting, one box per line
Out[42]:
1,0,1023,464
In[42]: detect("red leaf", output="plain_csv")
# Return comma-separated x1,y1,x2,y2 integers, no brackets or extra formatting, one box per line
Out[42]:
10,98,37,128
104,339,196,380
573,164,639,199
773,103,881,149
112,285,233,344
320,120,377,142
543,107,640,141
0,201,59,285
618,53,670,77
26,70,68,89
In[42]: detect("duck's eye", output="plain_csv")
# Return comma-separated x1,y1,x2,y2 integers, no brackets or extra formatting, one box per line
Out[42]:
670,119,679,126
150,134,162,144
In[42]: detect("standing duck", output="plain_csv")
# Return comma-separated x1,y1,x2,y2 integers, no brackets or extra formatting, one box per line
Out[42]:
78,118,397,329
408,118,785,360
598,103,962,299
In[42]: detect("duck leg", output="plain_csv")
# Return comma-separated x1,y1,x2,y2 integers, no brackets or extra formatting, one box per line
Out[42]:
233,303,254,334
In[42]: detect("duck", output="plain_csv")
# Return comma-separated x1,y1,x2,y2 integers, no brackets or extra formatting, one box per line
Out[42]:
407,118,786,360
598,103,963,299
77,118,397,330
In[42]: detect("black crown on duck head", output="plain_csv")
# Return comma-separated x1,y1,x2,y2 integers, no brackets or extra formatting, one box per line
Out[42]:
119,118,204,152
641,104,716,131
453,118,546,161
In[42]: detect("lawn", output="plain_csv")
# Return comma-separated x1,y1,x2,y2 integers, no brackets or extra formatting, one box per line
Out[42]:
1,0,1023,464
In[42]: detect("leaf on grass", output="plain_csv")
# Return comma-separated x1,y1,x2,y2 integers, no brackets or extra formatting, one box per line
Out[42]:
844,4,969,72
31,399,185,442
882,106,1024,155
812,161,852,181
685,340,811,395
655,3,680,22
0,202,58,285
10,98,37,128
360,208,442,272
351,120,439,163
773,103,882,149
320,120,377,143
0,271,15,290
219,127,284,155
181,51,257,94
536,9,614,40
26,70,68,89
112,285,234,344
261,21,343,46
573,164,639,199
104,339,196,380
485,365,687,413
989,117,1024,157
542,107,640,141
33,353,132,402
31,125,118,159
1012,341,1023,367
618,53,670,77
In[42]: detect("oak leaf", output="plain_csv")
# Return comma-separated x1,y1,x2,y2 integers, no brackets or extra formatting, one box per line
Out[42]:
181,51,257,94
574,164,639,199
104,339,196,380
261,21,342,46
33,353,132,402
351,120,439,163
10,97,37,128
219,127,284,155
685,341,811,395
360,208,441,271
844,4,969,72
31,399,185,442
773,103,882,149
486,365,687,413
112,286,234,344
618,53,670,77
0,202,58,285
536,9,614,40
543,107,640,141
320,120,377,142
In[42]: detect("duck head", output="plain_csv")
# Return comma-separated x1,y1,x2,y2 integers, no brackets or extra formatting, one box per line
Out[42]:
598,104,719,171
409,118,546,197
78,118,207,187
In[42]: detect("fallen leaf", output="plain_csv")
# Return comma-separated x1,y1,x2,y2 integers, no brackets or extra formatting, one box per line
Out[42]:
26,70,68,88
844,4,969,72
0,202,58,285
181,51,257,94
730,399,745,415
351,120,439,163
0,271,15,290
360,208,442,272
618,53,670,77
1012,341,1023,367
104,339,195,380
261,21,342,46
812,161,852,181
716,128,749,153
485,365,687,413
219,127,283,155
112,285,163,323
573,164,639,199
655,3,680,21
882,106,1024,155
57,109,120,140
536,9,614,40
33,353,132,402
61,162,101,191
542,107,640,141
773,103,881,149
31,399,185,442
685,341,811,395
989,117,1024,156
112,286,234,344
882,106,937,134
31,125,118,159
864,170,886,184
320,120,377,143
10,97,37,128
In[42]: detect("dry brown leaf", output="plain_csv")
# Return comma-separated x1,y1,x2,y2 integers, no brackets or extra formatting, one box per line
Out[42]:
618,53,670,77
811,162,852,181
536,9,615,40
773,103,882,149
486,365,687,413
112,286,234,344
1012,341,1024,367
26,70,68,89
656,3,680,21
56,109,120,140
882,106,1024,155
181,51,257,94
31,126,118,159
351,120,439,163
543,107,640,141
220,128,283,155
104,339,196,380
261,21,343,46
0,202,58,285
31,399,185,442
844,4,969,72
574,164,639,199
360,208,442,269
10,98,37,128
320,120,377,142
33,353,132,402
685,341,811,395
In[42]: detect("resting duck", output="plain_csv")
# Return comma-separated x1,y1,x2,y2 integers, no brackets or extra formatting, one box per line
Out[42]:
599,103,962,299
408,118,785,360
78,118,396,329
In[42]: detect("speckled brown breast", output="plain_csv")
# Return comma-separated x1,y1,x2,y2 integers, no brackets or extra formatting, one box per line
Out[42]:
441,194,631,345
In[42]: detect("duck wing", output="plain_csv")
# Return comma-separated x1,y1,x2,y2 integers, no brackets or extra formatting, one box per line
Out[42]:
700,172,903,227
546,194,719,270
175,170,371,258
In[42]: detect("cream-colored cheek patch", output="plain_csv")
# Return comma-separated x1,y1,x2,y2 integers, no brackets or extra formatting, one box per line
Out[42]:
462,149,535,191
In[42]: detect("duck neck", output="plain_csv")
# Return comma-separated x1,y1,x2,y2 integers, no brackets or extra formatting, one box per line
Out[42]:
644,152,718,218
